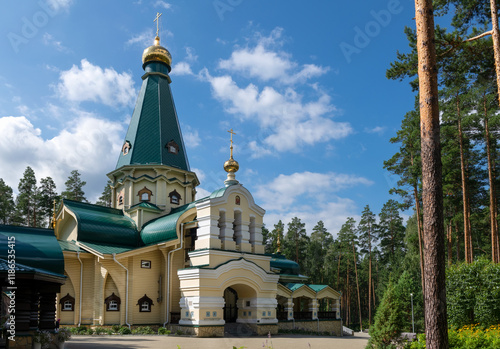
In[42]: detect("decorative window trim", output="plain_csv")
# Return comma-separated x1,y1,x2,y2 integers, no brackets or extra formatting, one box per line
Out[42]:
166,140,179,155
235,195,241,205
59,293,75,312
137,294,153,312
105,293,121,311
122,141,132,155
141,260,151,269
168,189,182,205
137,187,153,202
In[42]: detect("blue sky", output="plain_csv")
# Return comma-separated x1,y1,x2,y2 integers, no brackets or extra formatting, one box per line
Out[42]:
0,0,416,236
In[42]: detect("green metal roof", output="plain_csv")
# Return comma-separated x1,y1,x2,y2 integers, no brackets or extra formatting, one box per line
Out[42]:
0,258,66,280
0,225,65,275
115,64,190,171
140,201,196,245
63,200,139,247
58,240,86,253
270,253,300,275
78,241,134,255
308,284,328,292
283,283,307,292
127,201,163,212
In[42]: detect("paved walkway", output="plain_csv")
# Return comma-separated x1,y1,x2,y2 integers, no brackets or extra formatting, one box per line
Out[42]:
65,333,370,349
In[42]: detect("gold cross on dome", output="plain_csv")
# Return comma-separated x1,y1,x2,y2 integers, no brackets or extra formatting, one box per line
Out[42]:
154,12,162,37
228,129,236,158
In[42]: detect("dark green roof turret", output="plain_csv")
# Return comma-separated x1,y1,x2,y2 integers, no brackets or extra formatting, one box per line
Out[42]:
116,35,190,171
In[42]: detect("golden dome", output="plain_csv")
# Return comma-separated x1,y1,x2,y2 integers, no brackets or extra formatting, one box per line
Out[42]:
224,158,239,173
142,36,172,67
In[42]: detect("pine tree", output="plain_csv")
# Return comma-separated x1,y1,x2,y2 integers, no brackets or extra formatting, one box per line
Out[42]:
61,170,87,202
377,199,406,272
38,177,59,228
15,166,39,226
96,179,112,207
358,205,377,326
0,179,14,224
305,221,332,283
282,217,308,265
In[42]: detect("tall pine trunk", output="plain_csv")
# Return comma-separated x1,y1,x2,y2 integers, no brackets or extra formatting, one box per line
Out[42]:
368,227,372,327
484,98,500,263
415,1,449,348
352,241,362,331
490,0,500,107
456,98,473,263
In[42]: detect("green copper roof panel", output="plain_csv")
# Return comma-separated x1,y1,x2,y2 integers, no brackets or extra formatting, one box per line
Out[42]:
58,240,86,253
78,241,134,255
115,73,190,171
140,201,196,245
63,200,139,247
0,225,65,275
283,283,306,292
0,258,66,279
127,201,163,212
308,284,328,292
270,253,300,275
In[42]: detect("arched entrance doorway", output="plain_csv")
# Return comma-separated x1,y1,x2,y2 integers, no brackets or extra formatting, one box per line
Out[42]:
223,287,238,322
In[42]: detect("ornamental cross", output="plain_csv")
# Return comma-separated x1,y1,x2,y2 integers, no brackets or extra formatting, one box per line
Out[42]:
154,12,162,37
228,129,236,158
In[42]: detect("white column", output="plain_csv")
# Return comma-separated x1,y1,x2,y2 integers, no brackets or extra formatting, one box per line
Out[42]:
309,298,318,320
286,298,294,321
196,215,221,249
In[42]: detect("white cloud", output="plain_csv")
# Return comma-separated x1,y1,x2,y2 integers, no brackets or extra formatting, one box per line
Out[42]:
126,28,173,47
365,126,386,134
171,62,193,76
256,171,373,212
42,33,71,53
195,187,211,200
218,27,328,84
56,59,136,108
257,171,372,236
183,126,200,148
203,70,351,153
0,115,123,199
185,47,198,62
154,1,172,10
47,0,73,11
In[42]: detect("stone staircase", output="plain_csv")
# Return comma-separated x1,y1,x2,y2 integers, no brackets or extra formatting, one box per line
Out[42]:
224,322,258,337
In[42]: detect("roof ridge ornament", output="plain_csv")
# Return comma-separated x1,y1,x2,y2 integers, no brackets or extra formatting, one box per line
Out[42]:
223,128,240,187
154,12,162,38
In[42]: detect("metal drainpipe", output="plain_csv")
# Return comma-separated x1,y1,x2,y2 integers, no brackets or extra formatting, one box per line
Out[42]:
163,222,185,327
77,252,83,327
113,253,131,329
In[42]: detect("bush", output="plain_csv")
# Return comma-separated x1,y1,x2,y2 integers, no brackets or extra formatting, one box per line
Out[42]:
158,327,171,335
74,326,88,334
111,325,121,333
55,328,72,342
118,326,132,335
406,325,500,349
94,327,107,335
176,329,184,335
132,326,155,334
86,328,94,335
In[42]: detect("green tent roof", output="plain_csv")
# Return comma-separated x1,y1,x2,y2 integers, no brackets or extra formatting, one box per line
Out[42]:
0,225,65,275
141,201,196,245
115,64,190,171
63,200,139,247
270,253,300,275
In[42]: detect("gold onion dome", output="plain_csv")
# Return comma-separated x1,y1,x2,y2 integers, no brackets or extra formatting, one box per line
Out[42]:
224,158,239,173
142,36,172,67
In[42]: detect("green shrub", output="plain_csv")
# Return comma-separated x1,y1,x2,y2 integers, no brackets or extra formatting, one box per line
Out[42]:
406,326,500,349
118,326,132,335
131,326,155,334
176,329,183,335
86,328,94,335
158,327,171,335
111,325,121,333
94,327,107,335
74,326,87,334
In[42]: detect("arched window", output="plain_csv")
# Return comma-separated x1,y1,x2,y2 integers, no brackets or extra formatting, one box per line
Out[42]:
59,293,75,312
169,189,182,205
105,293,121,311
118,195,123,205
137,187,153,202
137,294,153,312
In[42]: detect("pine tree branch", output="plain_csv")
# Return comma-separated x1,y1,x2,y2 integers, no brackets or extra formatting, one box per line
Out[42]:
439,30,493,57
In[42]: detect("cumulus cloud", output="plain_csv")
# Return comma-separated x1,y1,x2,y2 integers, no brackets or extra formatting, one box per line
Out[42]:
56,59,136,108
0,115,123,199
202,70,351,153
183,126,201,148
172,62,194,76
154,1,172,10
365,126,386,134
47,0,73,11
257,171,373,236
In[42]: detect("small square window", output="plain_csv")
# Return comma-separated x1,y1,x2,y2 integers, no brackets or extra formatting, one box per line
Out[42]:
109,300,118,311
63,301,73,311
268,311,271,316
246,301,250,307
206,311,210,317
141,260,151,269
185,311,189,317
141,302,149,312
262,311,266,316
191,311,194,317
243,311,247,316
212,311,217,317
248,311,251,316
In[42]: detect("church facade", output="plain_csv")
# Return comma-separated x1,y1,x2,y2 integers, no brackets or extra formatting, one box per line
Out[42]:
52,32,342,337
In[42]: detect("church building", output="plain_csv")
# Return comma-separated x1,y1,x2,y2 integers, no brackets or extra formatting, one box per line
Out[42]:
48,28,342,337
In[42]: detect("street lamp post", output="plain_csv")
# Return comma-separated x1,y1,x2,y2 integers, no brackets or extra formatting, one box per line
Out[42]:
410,293,415,333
